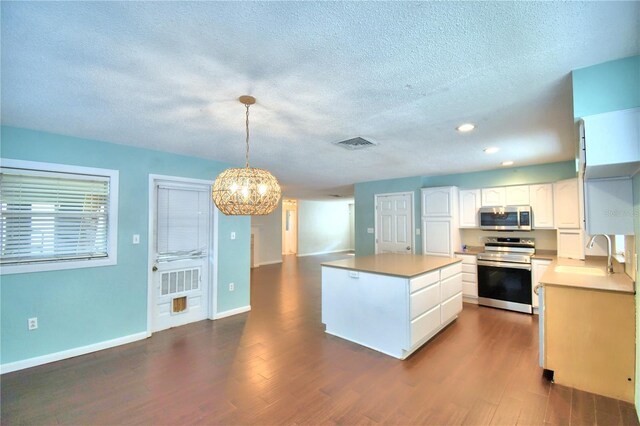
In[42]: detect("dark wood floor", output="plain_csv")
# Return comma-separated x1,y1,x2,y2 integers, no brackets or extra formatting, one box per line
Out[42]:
2,253,639,425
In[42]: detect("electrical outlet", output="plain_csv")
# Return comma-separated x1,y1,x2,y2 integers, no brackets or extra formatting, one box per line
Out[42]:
28,317,38,330
367,228,374,234
132,234,140,244
230,232,236,240
229,282,235,291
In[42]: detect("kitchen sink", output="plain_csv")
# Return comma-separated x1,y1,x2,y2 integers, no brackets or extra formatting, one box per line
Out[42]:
553,265,606,276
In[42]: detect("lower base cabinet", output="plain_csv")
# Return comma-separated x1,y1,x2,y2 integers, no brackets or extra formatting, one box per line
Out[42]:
322,262,463,359
455,254,478,302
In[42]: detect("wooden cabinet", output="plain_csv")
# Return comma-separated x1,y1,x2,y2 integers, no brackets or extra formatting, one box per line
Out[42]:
529,184,554,229
459,189,481,228
505,185,530,205
422,186,456,217
481,187,506,206
544,285,635,402
584,177,634,235
531,259,551,310
554,178,581,229
582,108,640,179
455,254,478,301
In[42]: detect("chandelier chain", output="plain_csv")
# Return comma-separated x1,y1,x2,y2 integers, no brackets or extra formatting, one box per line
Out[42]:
245,104,250,168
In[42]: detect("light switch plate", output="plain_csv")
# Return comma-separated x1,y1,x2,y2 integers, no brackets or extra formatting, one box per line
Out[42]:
416,228,421,235
132,234,140,244
367,228,374,234
231,232,236,240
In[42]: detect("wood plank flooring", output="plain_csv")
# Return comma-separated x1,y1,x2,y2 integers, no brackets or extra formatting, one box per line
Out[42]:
2,253,638,425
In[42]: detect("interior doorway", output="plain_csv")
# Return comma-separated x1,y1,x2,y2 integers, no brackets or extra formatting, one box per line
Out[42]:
282,199,298,255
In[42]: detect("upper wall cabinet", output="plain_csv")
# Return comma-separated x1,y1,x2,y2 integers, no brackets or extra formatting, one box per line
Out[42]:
582,108,640,179
554,178,581,229
505,185,530,205
422,187,457,217
481,187,506,207
584,177,634,235
459,189,481,228
529,184,554,229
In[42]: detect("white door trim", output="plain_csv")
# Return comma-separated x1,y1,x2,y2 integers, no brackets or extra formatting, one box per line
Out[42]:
147,174,219,336
374,191,415,254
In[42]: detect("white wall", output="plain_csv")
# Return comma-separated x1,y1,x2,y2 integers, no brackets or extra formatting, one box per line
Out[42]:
251,202,282,266
298,200,352,256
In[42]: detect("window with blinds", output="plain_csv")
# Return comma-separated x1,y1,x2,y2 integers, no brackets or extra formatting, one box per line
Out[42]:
0,160,119,273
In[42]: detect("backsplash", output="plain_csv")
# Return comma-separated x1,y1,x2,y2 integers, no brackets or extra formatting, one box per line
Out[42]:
461,229,557,251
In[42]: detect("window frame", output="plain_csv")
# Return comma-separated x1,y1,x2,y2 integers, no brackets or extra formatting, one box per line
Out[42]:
0,159,119,275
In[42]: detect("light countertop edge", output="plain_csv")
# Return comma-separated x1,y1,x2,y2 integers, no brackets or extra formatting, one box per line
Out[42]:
540,257,635,294
321,254,462,279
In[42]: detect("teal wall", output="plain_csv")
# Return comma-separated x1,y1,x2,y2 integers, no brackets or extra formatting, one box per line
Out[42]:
572,55,640,118
354,161,576,256
0,126,251,365
573,55,640,414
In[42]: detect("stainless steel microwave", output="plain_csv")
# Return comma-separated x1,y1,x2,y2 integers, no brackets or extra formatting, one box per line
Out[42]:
479,206,532,231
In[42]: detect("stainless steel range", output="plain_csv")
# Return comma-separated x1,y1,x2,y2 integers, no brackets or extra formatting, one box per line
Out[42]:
477,237,535,314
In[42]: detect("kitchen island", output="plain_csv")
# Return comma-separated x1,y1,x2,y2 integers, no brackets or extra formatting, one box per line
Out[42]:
321,254,462,359
539,256,635,402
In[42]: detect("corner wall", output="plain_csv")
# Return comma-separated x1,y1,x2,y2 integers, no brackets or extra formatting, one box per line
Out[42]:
298,200,352,256
0,126,251,367
251,202,283,266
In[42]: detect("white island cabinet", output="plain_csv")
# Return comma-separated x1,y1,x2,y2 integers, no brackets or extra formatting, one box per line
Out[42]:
321,254,462,359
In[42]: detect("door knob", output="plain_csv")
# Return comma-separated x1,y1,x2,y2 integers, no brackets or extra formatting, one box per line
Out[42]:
406,246,411,250
152,266,158,272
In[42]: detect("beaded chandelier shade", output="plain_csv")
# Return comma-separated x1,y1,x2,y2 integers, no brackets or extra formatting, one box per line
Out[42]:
212,96,281,216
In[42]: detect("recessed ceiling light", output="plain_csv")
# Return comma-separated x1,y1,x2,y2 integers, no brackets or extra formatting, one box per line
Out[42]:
484,147,499,154
501,161,514,166
456,123,475,132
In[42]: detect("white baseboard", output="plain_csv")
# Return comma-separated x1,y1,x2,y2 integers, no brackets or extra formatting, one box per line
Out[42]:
259,259,283,266
214,305,251,319
1,331,149,375
297,249,351,257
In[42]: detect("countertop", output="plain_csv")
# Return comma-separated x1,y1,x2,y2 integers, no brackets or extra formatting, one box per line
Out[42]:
540,256,635,294
321,254,461,278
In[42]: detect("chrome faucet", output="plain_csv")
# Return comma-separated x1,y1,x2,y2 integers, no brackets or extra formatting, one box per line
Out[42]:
587,234,614,274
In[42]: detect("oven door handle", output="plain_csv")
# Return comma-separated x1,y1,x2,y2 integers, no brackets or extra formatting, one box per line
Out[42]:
477,260,532,271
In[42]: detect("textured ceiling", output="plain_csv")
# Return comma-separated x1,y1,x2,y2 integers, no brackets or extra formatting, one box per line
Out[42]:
2,2,639,199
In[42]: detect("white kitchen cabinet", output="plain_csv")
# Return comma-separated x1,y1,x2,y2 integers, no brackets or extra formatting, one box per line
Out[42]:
582,108,640,179
459,189,481,228
529,184,554,229
481,187,506,207
557,228,585,260
554,178,581,229
505,185,530,205
531,259,551,311
584,177,634,235
422,186,456,217
322,259,462,359
455,253,478,302
422,219,453,257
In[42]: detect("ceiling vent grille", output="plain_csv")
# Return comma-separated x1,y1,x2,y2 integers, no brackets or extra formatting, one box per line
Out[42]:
333,137,377,150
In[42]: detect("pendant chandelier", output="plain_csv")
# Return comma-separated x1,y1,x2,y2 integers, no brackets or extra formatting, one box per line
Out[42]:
212,96,281,215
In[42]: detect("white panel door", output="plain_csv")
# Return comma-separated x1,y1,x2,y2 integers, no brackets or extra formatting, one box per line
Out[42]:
481,187,506,206
376,193,413,254
151,181,211,332
422,219,451,257
529,184,554,229
459,189,481,227
505,185,530,205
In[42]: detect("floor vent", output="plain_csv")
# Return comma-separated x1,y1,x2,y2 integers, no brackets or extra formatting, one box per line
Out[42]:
333,137,377,150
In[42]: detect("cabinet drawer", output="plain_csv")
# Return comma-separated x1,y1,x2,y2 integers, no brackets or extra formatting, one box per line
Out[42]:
441,262,462,280
441,273,462,302
462,271,476,283
410,270,439,293
410,283,440,319
456,255,477,265
462,264,476,274
441,292,463,323
410,305,441,346
462,282,478,298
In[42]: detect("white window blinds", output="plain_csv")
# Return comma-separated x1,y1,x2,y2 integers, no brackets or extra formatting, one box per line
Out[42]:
0,168,111,265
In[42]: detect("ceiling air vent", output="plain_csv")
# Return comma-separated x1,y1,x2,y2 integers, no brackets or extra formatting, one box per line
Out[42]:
333,137,377,150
